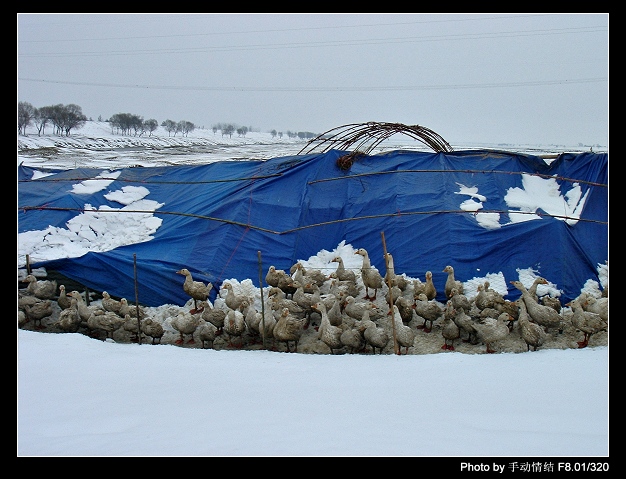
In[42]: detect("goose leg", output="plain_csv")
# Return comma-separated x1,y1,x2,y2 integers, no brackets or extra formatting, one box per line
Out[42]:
175,332,184,344
190,300,204,315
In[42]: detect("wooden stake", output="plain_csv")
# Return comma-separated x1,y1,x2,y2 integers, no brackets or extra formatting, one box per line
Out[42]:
133,253,142,345
258,250,266,349
381,231,399,355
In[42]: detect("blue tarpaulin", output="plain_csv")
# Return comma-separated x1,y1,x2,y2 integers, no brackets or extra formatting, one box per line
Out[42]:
18,149,608,307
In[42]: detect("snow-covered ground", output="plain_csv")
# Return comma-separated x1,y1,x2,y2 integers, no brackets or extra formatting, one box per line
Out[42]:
18,121,307,169
18,120,600,170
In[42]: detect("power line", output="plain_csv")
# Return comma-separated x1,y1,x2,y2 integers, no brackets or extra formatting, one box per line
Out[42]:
18,26,607,58
19,14,547,42
18,77,607,92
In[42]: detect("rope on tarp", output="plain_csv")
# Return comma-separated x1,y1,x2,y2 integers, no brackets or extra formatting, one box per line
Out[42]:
18,206,609,231
307,169,608,188
18,169,608,189
298,122,453,170
17,173,283,184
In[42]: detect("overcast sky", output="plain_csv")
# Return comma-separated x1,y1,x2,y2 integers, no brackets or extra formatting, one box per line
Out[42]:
17,13,608,147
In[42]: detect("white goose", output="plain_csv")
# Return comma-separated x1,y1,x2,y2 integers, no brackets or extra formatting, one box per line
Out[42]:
122,313,141,342
101,291,122,315
223,308,247,348
23,274,57,300
200,301,227,335
141,318,164,345
391,305,415,355
170,310,201,345
330,256,356,283
566,298,607,348
176,268,212,314
273,307,307,353
312,301,343,354
383,252,409,291
441,303,460,351
472,312,511,354
355,248,384,301
196,319,218,349
23,300,54,329
578,292,608,322
362,317,389,354
413,293,443,333
241,299,263,344
56,293,82,333
221,282,248,312
57,284,72,310
516,299,546,351
70,290,101,324
340,322,366,354
443,265,464,299
87,310,125,340
510,281,562,333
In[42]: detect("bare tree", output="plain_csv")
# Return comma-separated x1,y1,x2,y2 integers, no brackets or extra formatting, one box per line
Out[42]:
131,115,144,136
176,120,195,137
47,104,65,135
144,119,158,137
34,105,54,136
18,101,35,135
161,119,177,137
222,123,235,138
62,104,87,136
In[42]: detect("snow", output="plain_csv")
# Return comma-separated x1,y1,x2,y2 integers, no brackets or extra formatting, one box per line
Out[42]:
17,123,608,457
17,329,608,457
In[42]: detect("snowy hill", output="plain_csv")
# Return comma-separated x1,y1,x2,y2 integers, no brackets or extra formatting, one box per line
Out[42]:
18,120,304,152
18,120,601,164
18,121,310,169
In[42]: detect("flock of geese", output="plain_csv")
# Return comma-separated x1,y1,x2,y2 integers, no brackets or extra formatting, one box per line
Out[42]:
18,247,608,355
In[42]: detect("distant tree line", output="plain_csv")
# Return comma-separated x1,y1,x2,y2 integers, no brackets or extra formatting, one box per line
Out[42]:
18,101,87,136
210,123,252,138
19,101,318,139
270,129,317,139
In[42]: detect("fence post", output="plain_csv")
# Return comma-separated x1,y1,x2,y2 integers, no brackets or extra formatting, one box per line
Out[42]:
257,251,266,349
134,253,142,345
